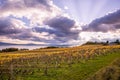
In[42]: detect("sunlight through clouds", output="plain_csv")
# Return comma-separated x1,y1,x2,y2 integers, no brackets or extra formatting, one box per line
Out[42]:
0,0,120,48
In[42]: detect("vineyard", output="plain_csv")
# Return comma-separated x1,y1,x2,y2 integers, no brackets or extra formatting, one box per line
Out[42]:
0,45,120,80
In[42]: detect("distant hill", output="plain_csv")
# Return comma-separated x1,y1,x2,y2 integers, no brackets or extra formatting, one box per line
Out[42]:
83,39,120,46
0,42,14,45
0,42,44,46
82,41,104,45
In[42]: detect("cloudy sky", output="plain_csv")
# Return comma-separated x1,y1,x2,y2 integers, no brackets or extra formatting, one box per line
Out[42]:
0,0,120,49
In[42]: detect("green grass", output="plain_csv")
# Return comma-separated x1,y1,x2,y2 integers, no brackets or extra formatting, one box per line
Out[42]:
87,58,120,80
19,51,120,80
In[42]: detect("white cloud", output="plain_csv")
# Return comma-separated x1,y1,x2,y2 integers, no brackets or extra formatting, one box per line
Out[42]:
80,31,120,42
0,0,62,26
11,18,27,29
64,6,68,10
0,0,119,47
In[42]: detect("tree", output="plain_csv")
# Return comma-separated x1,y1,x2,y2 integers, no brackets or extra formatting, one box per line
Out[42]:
115,39,120,44
106,41,109,44
103,40,109,45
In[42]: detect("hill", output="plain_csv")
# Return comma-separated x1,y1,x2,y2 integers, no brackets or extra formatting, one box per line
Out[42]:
0,45,120,80
87,58,120,80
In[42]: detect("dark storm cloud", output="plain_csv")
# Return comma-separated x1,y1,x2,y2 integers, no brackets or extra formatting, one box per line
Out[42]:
0,17,50,43
0,17,35,41
44,16,75,29
0,0,81,46
33,27,66,37
0,0,51,11
44,16,79,38
114,24,120,29
0,17,49,43
9,30,33,40
33,16,80,41
0,18,21,35
83,9,120,32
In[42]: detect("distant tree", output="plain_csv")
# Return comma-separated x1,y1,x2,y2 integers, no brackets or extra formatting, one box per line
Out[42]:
106,41,109,44
103,41,109,45
114,39,120,44
2,48,19,52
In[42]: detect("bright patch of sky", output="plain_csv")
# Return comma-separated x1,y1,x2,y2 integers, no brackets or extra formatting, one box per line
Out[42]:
53,0,120,24
0,0,120,49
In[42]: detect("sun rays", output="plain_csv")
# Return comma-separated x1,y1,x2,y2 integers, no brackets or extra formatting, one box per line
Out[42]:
53,0,119,25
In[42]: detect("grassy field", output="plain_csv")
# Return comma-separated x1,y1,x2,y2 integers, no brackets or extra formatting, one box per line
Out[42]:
87,58,120,80
0,45,120,80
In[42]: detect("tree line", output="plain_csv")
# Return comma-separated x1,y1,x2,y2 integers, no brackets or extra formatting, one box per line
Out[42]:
83,39,120,45
0,48,29,52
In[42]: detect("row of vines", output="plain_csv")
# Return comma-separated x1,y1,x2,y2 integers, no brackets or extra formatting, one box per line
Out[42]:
0,45,120,80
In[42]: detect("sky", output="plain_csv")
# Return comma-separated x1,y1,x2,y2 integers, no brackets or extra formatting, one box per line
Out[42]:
0,0,120,49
